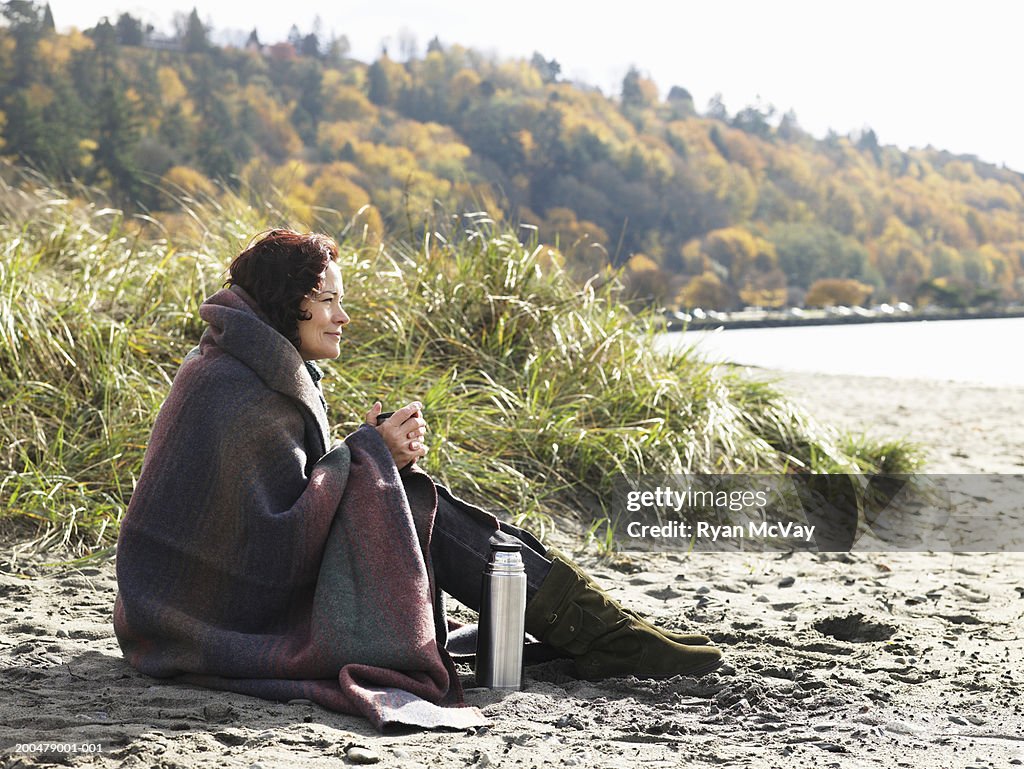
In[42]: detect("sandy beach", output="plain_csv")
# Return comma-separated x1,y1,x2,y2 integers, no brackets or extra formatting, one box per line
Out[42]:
2,370,1023,768
769,369,1024,475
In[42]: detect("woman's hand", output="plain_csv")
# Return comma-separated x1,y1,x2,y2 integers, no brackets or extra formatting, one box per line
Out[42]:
364,401,428,468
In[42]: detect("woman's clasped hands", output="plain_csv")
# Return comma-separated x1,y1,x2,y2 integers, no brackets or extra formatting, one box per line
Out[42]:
365,401,428,468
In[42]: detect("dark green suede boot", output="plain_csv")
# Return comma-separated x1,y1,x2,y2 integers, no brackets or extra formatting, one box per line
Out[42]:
526,552,723,680
545,548,712,646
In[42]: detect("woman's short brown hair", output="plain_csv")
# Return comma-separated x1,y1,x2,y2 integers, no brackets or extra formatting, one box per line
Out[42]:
226,229,339,349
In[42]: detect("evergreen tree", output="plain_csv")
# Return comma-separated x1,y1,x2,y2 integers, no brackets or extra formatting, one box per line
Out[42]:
621,67,656,112
732,103,774,139
87,17,118,81
39,77,88,177
2,0,44,86
190,58,244,179
777,109,805,142
708,125,729,159
183,8,209,53
856,127,882,164
300,32,320,58
706,93,729,121
92,79,142,199
367,57,392,106
621,67,642,110
157,103,191,152
530,52,560,84
666,85,695,118
115,13,144,46
324,33,350,66
2,92,48,168
2,1,41,28
41,1,54,32
292,59,323,144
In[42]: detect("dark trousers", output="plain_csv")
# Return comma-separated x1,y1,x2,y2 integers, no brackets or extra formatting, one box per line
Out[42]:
429,490,553,610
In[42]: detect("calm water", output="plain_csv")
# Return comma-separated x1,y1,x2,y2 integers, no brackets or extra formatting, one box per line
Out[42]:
657,316,1024,387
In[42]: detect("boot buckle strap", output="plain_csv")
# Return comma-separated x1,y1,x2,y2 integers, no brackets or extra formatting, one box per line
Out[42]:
545,603,602,655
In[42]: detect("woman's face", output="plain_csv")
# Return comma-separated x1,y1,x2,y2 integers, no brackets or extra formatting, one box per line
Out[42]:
297,261,349,361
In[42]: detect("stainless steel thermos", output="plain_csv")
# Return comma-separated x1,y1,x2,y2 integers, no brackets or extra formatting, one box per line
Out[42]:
474,535,527,690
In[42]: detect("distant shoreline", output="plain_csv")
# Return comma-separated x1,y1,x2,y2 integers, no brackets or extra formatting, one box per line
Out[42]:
665,306,1024,332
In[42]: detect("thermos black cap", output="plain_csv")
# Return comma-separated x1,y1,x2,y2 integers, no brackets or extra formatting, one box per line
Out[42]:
488,533,522,552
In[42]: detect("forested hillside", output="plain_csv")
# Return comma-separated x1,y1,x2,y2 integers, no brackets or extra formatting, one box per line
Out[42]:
2,2,1023,310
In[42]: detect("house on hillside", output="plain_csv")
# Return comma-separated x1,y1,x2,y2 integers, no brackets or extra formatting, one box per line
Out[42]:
143,34,183,52
264,42,297,61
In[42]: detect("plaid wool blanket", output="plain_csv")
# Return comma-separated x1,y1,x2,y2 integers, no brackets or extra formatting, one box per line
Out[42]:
113,286,488,730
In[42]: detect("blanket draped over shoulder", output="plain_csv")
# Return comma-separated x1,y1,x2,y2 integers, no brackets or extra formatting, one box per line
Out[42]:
113,286,489,731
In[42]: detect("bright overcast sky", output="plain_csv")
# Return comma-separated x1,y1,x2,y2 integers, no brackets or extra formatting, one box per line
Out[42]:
43,1,1024,173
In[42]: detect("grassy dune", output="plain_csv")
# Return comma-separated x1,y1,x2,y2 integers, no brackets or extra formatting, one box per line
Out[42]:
0,168,920,560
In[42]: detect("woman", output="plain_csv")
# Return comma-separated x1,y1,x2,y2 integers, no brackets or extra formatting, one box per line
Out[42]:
113,229,722,731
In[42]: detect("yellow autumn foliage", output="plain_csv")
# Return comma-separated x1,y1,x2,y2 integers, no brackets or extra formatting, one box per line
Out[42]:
157,67,190,108
804,278,873,308
161,166,217,199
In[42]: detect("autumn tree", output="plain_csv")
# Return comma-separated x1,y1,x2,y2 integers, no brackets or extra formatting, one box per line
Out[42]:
915,277,975,308
622,252,675,308
824,187,866,236
538,206,609,277
700,227,777,287
679,273,735,310
875,217,930,299
804,278,873,308
161,165,216,201
239,83,301,161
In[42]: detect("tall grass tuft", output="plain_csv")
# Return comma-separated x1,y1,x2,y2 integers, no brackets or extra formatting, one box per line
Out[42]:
0,169,922,561
0,167,266,560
